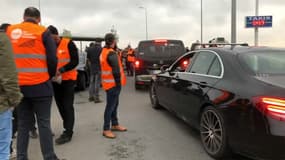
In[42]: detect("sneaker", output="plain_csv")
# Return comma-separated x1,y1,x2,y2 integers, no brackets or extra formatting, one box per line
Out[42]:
29,130,38,139
102,130,116,139
55,133,72,145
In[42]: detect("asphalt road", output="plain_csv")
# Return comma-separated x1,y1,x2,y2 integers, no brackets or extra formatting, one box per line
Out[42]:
26,77,251,160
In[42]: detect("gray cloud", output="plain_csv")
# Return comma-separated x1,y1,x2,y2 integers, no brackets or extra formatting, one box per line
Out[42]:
1,0,285,48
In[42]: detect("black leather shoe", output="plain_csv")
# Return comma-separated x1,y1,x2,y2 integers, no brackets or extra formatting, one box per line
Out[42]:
88,97,94,102
94,99,102,103
55,133,72,145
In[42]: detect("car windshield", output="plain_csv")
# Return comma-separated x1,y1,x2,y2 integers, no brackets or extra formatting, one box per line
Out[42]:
138,40,185,60
239,51,285,75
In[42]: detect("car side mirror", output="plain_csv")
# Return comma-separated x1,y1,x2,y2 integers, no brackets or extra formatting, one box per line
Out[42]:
160,65,169,73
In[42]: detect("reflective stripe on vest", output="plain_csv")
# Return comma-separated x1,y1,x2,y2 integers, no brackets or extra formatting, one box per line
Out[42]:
100,47,126,90
58,58,70,63
102,79,115,83
7,22,50,86
14,53,46,59
57,38,77,81
17,68,48,72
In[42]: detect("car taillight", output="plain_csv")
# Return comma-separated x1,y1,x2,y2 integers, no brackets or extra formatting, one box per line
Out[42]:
135,60,140,68
253,97,285,121
153,39,168,45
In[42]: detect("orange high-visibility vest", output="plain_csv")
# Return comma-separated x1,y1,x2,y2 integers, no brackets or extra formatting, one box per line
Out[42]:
100,48,126,91
127,49,135,62
57,38,77,81
7,22,49,86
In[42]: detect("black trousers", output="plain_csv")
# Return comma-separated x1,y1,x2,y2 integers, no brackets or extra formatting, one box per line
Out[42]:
10,108,36,154
17,96,57,160
52,80,75,136
126,61,133,76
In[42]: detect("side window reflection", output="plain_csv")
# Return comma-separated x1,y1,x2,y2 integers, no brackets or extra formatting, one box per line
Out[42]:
171,52,195,72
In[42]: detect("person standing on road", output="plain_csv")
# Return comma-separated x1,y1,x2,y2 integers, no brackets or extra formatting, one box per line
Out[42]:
126,45,135,76
1,22,39,160
48,25,79,145
6,7,60,160
0,25,22,160
100,33,127,139
87,42,103,103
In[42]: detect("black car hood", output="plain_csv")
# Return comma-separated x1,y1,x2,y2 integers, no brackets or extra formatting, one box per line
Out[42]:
255,75,285,89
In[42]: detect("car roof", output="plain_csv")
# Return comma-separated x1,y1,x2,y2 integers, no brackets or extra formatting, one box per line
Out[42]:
138,39,183,43
196,46,285,56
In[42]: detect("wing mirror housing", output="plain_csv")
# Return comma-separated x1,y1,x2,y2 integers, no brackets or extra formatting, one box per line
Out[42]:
160,65,169,73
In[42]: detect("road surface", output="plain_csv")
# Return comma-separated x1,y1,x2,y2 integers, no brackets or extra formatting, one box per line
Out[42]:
26,77,250,160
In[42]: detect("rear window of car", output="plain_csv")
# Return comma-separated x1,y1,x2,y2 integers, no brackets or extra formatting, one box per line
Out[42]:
137,40,185,60
239,51,285,74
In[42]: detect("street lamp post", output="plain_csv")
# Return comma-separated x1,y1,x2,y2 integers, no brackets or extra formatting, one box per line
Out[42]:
38,0,42,25
139,6,148,40
255,0,259,46
201,0,203,43
231,0,237,43
38,0,41,12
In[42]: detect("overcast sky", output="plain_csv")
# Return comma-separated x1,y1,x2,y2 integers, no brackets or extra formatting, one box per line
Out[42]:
1,0,285,49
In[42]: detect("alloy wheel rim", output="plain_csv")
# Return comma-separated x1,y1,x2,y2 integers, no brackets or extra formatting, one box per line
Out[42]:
200,110,223,155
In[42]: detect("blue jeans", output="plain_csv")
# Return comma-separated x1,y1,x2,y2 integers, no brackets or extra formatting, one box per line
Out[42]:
89,73,101,99
0,109,12,160
103,86,121,130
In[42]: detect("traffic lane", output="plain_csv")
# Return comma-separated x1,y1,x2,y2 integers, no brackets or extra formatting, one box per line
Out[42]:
131,89,252,160
108,78,213,160
26,76,250,160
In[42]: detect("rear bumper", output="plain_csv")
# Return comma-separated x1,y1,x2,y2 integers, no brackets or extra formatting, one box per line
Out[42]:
240,117,285,160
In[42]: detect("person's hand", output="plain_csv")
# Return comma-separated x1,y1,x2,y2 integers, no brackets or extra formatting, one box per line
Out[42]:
56,70,61,77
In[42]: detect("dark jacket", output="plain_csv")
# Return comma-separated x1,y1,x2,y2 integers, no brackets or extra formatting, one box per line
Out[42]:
87,44,102,74
12,20,58,98
105,47,121,86
0,31,22,113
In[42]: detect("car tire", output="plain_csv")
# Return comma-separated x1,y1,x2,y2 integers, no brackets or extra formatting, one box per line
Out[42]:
77,72,86,91
200,106,231,159
149,82,161,109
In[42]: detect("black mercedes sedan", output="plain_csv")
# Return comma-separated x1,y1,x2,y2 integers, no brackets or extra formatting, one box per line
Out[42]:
149,45,285,160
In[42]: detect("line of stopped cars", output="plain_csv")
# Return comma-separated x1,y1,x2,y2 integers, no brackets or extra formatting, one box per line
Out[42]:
145,41,285,160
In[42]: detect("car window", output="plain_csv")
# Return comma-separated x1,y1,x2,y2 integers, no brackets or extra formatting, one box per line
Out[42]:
138,40,185,60
239,51,285,75
188,51,216,75
170,52,195,72
208,57,222,76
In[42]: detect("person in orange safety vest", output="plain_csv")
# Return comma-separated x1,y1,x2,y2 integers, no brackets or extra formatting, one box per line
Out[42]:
48,25,79,145
6,7,60,160
126,45,135,76
100,33,127,139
